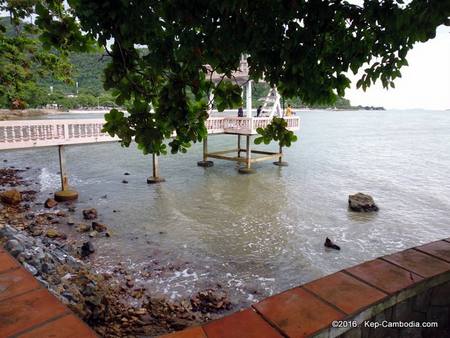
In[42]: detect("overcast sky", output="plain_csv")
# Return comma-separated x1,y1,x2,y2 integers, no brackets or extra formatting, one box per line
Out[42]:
345,25,450,110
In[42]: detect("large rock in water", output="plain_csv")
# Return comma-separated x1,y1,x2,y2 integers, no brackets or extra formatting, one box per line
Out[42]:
0,189,22,205
348,193,379,212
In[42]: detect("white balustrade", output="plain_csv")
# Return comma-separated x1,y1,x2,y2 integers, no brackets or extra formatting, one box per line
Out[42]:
0,116,299,150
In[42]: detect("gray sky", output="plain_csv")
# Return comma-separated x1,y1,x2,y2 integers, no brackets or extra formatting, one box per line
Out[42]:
346,25,450,110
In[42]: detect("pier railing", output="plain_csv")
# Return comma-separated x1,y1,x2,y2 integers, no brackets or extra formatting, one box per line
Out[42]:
0,119,116,150
0,116,300,150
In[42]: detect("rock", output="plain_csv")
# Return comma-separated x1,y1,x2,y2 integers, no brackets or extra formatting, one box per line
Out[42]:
348,193,379,212
82,208,97,220
5,239,24,257
68,206,76,212
23,262,38,276
46,229,60,238
122,180,128,184
135,308,147,315
80,241,95,257
324,237,340,250
67,219,75,226
0,189,22,205
89,230,98,238
190,289,232,313
77,223,91,233
44,198,58,208
41,262,55,274
31,229,43,237
17,251,32,263
124,172,130,176
92,222,107,232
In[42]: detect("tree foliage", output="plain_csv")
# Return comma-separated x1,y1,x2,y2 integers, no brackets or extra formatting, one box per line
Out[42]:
4,1,450,153
0,1,80,108
255,117,298,148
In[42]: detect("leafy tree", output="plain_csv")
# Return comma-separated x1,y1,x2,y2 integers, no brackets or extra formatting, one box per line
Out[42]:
255,117,298,148
5,1,450,154
0,3,75,108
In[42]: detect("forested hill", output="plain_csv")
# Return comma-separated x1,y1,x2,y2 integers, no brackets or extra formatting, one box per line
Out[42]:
40,53,110,96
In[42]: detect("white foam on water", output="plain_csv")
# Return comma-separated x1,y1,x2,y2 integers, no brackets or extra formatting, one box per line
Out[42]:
38,167,60,191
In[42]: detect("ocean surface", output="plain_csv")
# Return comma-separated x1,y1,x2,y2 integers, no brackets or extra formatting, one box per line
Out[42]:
2,109,450,306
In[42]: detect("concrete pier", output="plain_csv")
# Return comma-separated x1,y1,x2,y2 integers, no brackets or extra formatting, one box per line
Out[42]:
147,153,166,184
197,137,214,167
54,145,78,201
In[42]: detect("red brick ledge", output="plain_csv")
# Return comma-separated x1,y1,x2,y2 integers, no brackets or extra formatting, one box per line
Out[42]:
0,248,98,338
160,238,450,338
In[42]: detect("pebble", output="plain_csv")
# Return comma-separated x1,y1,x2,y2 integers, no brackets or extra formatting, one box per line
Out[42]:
23,262,38,275
82,208,97,220
92,222,107,232
5,239,24,257
80,241,95,257
46,229,60,238
77,223,91,233
44,198,58,208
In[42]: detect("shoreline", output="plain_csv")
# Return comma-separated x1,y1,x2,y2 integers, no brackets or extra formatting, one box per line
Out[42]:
0,109,54,120
0,166,233,337
0,108,112,120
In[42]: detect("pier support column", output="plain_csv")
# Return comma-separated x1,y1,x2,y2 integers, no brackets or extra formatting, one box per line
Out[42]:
239,135,256,174
237,135,241,158
147,153,166,183
273,145,288,166
246,80,252,117
54,145,78,201
197,137,214,167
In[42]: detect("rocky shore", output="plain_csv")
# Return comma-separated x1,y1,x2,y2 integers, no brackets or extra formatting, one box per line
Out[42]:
0,166,232,337
0,109,55,120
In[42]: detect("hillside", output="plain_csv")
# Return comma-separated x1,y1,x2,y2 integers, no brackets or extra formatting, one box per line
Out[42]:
39,52,110,96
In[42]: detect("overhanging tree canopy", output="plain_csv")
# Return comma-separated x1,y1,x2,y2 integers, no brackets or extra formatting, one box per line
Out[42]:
0,1,77,109
5,0,450,153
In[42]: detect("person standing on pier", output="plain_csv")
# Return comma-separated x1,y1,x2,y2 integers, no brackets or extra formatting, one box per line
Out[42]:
238,106,244,117
256,105,262,117
285,104,292,116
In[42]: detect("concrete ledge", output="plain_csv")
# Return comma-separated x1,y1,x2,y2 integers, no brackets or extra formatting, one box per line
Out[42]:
160,239,450,338
273,161,288,167
0,250,98,338
197,160,214,167
147,176,166,184
238,167,256,174
54,189,78,202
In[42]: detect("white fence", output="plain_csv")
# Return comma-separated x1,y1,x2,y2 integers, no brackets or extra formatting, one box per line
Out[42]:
0,116,300,150
0,119,116,150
